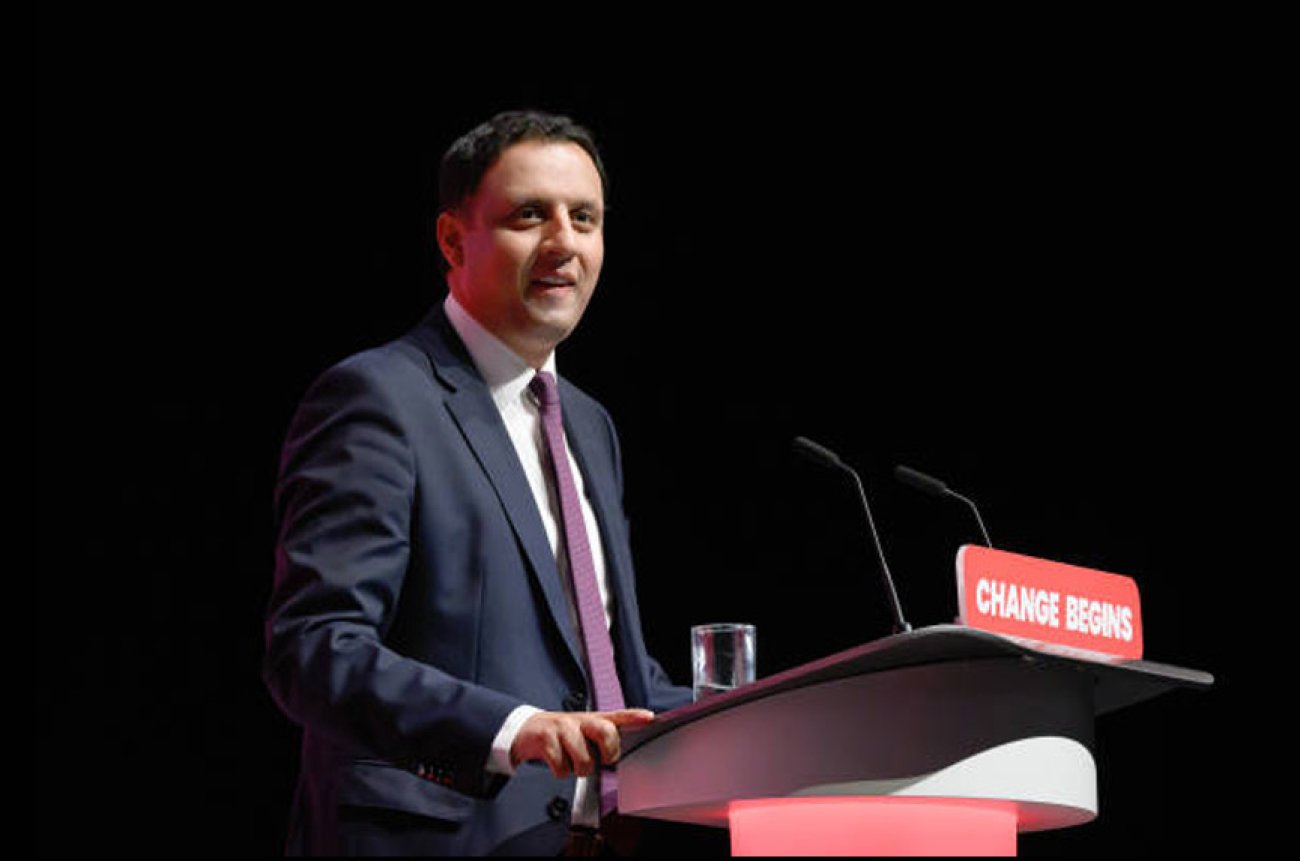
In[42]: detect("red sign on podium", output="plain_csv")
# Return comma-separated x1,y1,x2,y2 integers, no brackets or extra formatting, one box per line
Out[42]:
956,545,1143,662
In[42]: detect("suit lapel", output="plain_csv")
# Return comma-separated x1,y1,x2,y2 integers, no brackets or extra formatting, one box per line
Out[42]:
408,309,585,672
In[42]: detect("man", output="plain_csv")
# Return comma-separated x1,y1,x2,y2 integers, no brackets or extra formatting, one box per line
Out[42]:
263,110,692,855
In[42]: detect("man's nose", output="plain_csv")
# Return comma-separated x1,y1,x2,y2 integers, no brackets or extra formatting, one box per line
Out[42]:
539,210,579,257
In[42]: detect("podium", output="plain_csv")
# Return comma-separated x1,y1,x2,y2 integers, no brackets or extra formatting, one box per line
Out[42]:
618,624,1212,855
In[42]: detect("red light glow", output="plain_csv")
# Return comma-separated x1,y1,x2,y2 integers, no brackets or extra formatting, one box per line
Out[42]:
728,796,1019,856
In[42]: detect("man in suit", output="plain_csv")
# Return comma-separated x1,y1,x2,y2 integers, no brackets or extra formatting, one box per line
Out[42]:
263,110,692,855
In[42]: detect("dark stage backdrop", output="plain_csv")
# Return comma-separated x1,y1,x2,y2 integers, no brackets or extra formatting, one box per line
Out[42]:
39,10,1285,857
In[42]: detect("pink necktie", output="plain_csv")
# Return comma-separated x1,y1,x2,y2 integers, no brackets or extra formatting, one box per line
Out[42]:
530,371,625,816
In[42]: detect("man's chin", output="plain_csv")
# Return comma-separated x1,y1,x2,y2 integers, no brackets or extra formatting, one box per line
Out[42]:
524,300,587,340
502,315,583,365
529,318,580,350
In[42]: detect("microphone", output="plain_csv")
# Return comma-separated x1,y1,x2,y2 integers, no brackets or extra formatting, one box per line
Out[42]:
894,464,994,548
793,437,912,634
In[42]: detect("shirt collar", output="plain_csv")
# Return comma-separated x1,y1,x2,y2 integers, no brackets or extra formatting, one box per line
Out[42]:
443,292,557,412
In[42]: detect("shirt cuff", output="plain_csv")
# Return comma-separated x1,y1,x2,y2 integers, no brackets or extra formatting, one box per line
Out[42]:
486,704,543,776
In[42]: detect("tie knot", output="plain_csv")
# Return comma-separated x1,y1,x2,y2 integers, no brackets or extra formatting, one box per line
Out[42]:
530,370,561,410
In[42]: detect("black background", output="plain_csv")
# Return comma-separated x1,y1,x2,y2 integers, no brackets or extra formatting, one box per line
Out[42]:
39,9,1287,856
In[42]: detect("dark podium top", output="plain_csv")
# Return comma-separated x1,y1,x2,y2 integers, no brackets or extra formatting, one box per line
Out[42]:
625,623,1213,755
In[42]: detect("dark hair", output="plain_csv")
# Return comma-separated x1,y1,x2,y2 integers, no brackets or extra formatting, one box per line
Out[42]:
437,109,608,217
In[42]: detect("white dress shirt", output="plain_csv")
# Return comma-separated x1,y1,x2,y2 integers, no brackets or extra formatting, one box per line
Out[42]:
443,292,612,826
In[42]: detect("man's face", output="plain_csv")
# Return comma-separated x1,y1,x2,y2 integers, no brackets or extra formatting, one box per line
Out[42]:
439,140,605,367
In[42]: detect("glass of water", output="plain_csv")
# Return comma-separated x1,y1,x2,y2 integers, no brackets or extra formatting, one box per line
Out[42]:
691,623,756,701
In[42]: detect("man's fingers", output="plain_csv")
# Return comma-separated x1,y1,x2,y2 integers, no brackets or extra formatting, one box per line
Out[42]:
515,713,573,777
585,709,654,764
580,716,622,765
544,730,570,777
562,719,596,776
512,709,658,777
603,708,656,726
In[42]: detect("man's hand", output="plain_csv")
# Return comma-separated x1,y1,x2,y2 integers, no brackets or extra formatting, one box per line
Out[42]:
511,708,655,778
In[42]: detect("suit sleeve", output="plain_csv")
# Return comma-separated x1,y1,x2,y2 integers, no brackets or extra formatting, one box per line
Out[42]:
262,357,520,798
643,655,694,713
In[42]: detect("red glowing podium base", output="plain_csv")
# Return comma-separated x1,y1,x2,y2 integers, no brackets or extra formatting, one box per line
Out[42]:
618,625,1211,856
729,797,1017,856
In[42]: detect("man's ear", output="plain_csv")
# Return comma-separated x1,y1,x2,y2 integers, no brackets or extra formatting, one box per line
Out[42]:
436,210,465,270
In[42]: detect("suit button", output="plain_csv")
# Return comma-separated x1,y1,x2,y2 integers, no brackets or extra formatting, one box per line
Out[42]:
562,692,587,712
546,796,570,821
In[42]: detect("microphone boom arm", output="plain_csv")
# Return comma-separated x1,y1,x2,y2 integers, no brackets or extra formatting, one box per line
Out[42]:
793,437,912,635
847,467,912,634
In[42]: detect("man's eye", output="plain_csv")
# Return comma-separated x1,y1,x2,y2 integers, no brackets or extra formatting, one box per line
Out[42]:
517,206,544,221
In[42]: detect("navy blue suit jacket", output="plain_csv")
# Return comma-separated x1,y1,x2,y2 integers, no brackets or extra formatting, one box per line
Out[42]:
263,305,690,855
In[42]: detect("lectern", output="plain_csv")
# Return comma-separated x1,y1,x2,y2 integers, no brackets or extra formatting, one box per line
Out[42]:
618,624,1212,855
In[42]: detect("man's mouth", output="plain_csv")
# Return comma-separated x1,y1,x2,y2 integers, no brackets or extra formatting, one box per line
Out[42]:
531,274,576,289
